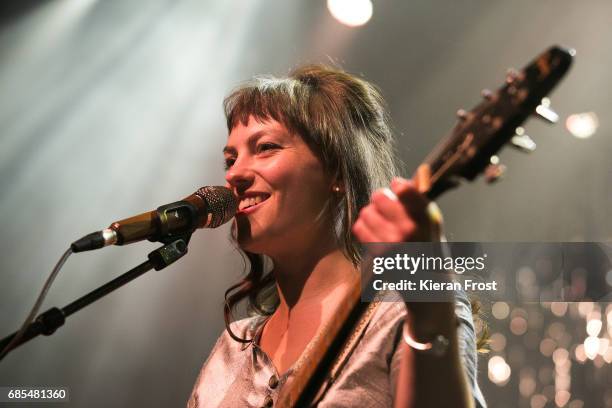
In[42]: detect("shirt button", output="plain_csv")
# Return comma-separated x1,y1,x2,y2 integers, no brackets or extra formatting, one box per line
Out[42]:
262,394,273,407
268,375,279,389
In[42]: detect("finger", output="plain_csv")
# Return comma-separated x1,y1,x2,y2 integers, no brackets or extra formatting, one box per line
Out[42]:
370,189,417,226
358,204,408,242
352,218,384,243
392,177,444,225
390,178,429,222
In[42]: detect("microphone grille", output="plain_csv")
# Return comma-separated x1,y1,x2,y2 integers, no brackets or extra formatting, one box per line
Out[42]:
195,186,237,228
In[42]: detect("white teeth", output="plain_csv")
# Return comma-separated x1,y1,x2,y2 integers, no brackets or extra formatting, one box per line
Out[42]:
239,194,268,210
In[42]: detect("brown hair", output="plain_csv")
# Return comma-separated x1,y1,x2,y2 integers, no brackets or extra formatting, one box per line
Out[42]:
222,64,399,341
221,64,488,351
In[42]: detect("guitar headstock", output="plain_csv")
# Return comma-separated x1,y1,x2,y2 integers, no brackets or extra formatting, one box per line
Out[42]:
424,45,574,200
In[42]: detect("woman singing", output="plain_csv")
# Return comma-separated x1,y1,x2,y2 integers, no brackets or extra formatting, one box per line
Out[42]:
188,65,486,407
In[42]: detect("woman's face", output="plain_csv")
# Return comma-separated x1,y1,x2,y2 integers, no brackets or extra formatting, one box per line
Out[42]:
224,116,333,255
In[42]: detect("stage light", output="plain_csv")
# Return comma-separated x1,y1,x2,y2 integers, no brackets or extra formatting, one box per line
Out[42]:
586,319,602,337
540,338,556,356
553,348,570,365
584,336,600,360
530,394,547,408
519,370,536,397
555,390,571,408
327,0,373,27
492,301,510,319
574,344,587,363
550,302,568,317
577,301,594,317
510,316,528,335
566,112,599,139
603,346,612,363
488,355,511,385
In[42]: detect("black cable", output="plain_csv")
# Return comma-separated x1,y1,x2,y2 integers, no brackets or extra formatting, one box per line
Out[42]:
0,247,73,360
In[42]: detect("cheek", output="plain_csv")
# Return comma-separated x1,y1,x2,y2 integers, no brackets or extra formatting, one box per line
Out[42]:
264,154,330,211
287,174,331,214
278,155,327,186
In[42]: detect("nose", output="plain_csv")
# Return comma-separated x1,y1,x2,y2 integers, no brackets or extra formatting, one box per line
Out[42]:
225,157,254,194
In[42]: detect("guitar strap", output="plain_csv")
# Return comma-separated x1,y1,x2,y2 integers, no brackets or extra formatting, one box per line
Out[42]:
308,297,383,404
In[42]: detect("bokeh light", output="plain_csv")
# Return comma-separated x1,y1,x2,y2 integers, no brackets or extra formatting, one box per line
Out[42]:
565,112,599,139
530,394,547,408
510,316,528,335
327,0,373,27
519,368,536,397
540,338,556,356
584,336,600,360
550,302,568,317
555,390,571,407
586,318,602,337
552,348,569,365
574,344,587,363
492,301,510,319
488,355,511,385
577,302,594,317
487,299,611,405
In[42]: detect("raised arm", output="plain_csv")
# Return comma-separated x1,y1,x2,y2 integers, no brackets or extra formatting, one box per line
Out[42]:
352,174,478,408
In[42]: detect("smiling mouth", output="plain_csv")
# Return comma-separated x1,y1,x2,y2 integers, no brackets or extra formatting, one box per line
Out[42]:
237,194,270,212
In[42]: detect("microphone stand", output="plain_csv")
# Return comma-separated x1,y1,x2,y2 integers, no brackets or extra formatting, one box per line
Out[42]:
0,234,192,360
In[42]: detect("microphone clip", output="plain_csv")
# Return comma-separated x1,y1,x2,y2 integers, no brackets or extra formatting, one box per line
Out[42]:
152,200,200,242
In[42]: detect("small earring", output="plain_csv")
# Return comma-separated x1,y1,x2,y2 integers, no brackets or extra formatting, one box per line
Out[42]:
332,185,341,193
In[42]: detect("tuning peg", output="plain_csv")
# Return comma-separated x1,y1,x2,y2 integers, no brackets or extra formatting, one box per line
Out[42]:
534,97,559,124
511,134,537,153
506,68,519,84
485,162,506,183
509,127,536,152
456,109,468,120
481,89,494,100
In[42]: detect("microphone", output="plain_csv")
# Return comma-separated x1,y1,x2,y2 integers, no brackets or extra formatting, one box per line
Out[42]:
71,186,237,252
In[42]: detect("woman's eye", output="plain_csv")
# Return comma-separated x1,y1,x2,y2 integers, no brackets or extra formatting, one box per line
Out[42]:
257,143,280,153
224,157,236,170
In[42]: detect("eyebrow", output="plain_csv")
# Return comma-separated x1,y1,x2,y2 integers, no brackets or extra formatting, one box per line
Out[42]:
222,129,286,155
222,145,236,155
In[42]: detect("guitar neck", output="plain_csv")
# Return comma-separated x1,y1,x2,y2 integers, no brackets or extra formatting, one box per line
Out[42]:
276,45,574,407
